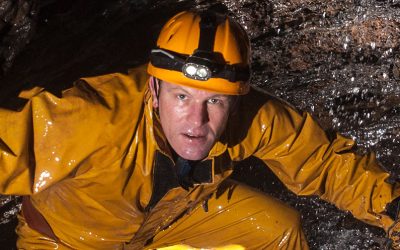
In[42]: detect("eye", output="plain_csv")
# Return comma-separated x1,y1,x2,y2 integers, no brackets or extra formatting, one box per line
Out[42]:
208,98,221,105
177,94,187,100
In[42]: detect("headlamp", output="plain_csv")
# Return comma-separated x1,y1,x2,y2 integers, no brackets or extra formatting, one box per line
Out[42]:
182,51,215,81
182,63,211,81
150,48,250,83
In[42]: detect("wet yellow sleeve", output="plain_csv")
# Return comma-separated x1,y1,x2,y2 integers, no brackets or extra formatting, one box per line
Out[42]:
229,92,399,230
0,66,148,196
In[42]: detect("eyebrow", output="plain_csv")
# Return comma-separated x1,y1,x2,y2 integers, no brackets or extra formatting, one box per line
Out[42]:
208,94,230,100
166,85,230,100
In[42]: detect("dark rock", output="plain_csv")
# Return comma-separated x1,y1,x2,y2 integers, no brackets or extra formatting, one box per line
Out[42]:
0,0,38,73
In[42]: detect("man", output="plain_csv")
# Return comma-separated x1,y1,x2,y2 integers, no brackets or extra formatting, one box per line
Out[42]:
0,9,399,249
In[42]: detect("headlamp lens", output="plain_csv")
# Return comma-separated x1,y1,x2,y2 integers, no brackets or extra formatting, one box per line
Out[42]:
185,65,197,76
182,63,211,81
197,68,209,78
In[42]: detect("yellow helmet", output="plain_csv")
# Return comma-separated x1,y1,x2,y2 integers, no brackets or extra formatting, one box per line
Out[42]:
147,10,251,95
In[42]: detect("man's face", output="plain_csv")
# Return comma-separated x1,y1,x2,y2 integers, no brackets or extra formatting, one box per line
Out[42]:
150,79,233,161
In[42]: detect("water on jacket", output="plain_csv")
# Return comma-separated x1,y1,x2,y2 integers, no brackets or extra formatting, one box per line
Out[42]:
1,0,399,249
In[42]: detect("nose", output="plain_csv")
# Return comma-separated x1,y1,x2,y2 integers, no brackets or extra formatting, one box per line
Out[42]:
187,102,209,126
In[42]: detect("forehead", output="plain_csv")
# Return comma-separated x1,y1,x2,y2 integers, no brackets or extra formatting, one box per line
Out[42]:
160,80,232,99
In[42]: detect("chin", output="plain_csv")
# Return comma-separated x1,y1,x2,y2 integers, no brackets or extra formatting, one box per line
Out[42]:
179,153,205,161
177,150,208,161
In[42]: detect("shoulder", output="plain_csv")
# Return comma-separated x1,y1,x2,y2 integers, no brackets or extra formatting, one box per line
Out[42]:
13,64,149,111
74,64,149,106
225,86,304,148
234,86,302,127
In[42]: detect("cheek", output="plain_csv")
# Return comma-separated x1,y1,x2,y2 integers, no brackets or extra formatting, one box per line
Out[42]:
160,105,183,121
209,110,230,136
158,100,185,131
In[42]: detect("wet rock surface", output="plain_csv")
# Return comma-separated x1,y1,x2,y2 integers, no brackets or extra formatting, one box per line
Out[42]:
0,0,38,73
1,0,399,249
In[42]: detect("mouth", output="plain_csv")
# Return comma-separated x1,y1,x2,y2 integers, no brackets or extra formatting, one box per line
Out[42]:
183,133,206,141
184,133,203,138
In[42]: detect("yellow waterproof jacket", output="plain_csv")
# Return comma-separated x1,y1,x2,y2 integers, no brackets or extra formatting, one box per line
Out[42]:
0,65,398,248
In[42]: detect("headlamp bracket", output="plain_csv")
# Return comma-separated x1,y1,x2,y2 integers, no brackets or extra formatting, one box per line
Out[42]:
182,50,215,81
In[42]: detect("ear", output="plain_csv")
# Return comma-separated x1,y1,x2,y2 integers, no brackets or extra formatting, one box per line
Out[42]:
149,76,160,108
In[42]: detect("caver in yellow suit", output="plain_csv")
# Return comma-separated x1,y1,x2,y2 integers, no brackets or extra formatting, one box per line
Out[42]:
1,9,400,250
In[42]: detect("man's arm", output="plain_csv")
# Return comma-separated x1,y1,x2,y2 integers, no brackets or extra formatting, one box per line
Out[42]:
0,93,36,195
0,69,146,195
0,84,104,195
227,88,399,231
